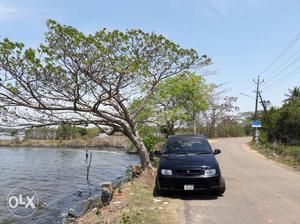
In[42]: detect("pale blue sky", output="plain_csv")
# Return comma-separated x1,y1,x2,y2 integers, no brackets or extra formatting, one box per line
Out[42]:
1,0,300,112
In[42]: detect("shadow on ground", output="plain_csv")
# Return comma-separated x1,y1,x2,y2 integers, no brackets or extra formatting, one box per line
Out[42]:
153,188,220,200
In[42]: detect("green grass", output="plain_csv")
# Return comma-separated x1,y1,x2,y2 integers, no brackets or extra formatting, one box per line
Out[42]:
250,142,300,169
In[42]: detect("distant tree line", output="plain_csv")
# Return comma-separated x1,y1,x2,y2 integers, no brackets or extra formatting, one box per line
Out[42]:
25,124,100,140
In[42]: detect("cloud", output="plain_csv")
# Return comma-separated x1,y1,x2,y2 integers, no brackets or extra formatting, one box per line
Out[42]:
0,2,21,21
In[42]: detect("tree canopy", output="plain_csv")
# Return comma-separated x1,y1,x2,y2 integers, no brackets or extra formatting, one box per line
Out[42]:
134,72,211,137
0,20,211,167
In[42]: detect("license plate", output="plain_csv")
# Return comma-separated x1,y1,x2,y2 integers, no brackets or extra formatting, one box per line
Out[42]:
184,184,194,191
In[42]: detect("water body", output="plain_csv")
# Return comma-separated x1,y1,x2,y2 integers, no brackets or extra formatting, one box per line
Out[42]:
0,147,139,223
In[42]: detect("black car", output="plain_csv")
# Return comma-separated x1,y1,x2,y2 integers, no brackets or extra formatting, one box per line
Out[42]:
154,134,225,196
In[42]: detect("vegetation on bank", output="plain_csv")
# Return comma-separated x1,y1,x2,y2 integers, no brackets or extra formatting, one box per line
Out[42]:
259,88,300,145
251,86,300,170
250,142,300,170
23,125,100,140
0,135,132,150
77,170,182,224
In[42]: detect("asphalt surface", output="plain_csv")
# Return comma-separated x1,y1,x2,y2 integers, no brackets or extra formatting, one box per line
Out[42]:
181,137,300,224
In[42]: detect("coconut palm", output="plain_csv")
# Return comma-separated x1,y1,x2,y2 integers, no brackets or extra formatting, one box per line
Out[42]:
284,86,300,103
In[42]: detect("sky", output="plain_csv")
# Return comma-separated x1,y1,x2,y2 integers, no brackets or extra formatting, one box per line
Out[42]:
0,0,300,113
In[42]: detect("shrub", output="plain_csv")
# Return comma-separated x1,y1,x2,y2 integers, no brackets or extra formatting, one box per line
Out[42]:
142,135,163,152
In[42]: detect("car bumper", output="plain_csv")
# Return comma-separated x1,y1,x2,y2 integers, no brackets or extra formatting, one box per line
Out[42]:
157,175,221,192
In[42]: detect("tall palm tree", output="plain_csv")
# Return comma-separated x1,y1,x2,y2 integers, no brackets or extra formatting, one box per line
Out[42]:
284,86,300,103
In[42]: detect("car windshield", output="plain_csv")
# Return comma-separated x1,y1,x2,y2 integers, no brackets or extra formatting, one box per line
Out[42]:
164,137,212,154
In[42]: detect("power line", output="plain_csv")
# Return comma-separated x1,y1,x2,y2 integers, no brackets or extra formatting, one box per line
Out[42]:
264,65,300,89
240,92,255,99
263,55,300,85
260,32,300,77
264,48,300,84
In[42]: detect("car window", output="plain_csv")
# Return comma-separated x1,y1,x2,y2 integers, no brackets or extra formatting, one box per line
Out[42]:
164,137,212,154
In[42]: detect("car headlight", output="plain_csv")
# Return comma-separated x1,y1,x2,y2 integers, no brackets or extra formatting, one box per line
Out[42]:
204,169,216,176
161,169,172,176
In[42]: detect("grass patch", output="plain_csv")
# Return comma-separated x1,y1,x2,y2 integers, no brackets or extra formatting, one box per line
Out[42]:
250,142,300,170
77,170,183,224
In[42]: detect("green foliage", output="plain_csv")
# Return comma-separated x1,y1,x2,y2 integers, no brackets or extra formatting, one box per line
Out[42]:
261,96,300,145
25,125,100,140
25,127,56,140
56,125,100,140
78,127,100,139
142,135,163,152
121,214,135,224
284,86,300,103
156,72,209,120
133,72,211,136
216,121,247,137
0,20,211,167
252,142,300,168
56,124,79,140
134,124,163,152
197,121,248,138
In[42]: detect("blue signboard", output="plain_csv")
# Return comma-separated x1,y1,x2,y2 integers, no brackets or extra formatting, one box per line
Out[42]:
251,120,262,128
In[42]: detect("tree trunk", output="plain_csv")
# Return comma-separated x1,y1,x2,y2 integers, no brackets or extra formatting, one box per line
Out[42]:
128,131,152,169
193,112,197,134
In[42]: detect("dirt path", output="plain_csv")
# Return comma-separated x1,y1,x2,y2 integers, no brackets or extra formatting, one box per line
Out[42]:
180,137,300,224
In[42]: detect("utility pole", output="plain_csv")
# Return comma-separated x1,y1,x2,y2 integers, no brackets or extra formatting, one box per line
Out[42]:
258,92,275,141
252,75,264,142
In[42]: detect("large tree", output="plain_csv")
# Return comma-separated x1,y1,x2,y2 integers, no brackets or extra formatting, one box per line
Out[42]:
134,72,211,137
0,20,210,168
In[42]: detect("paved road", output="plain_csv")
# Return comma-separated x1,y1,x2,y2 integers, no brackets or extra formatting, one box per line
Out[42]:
182,137,300,224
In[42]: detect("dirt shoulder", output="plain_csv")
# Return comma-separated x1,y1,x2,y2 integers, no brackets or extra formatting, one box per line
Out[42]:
77,169,184,224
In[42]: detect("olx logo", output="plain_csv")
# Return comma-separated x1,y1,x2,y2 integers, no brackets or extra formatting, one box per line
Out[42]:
7,186,39,218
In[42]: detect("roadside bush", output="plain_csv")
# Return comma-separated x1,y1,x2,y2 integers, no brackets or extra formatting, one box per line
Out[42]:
253,142,300,167
137,124,164,152
261,97,300,145
258,131,269,144
142,135,163,152
196,122,248,138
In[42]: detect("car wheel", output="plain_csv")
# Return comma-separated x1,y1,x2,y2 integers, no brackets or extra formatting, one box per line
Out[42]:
153,179,164,197
214,176,226,196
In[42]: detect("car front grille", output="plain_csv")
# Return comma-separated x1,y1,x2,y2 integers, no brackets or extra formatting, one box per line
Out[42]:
159,176,219,190
175,169,204,176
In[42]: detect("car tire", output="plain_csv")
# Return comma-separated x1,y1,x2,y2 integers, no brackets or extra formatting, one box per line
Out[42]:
153,179,165,197
153,184,164,197
214,176,226,196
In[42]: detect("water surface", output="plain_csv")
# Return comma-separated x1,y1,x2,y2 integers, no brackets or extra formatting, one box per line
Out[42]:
0,147,139,223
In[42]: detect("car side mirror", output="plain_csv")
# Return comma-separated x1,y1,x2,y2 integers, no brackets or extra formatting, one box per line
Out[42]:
214,149,221,155
153,150,162,157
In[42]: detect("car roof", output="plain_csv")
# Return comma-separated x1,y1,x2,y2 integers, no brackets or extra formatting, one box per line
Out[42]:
166,134,207,144
167,134,205,139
